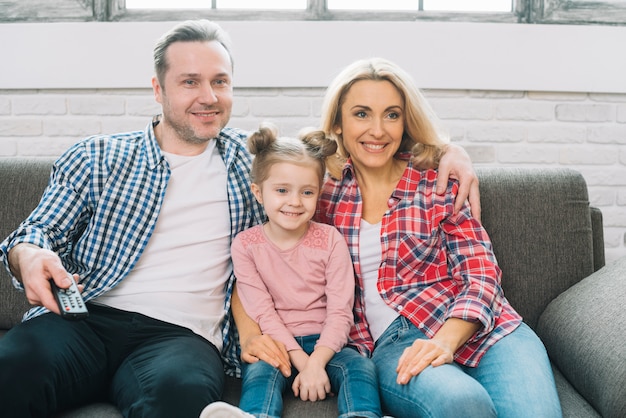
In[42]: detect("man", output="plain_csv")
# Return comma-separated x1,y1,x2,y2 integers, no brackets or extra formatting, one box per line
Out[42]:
0,20,479,418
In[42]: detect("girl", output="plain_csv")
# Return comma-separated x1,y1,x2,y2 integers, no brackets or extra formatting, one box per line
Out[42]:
231,123,382,418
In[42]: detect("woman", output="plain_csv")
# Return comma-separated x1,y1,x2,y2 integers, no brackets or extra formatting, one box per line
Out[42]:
314,57,562,418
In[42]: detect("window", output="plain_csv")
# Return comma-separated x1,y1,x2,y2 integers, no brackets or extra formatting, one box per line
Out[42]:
2,0,626,24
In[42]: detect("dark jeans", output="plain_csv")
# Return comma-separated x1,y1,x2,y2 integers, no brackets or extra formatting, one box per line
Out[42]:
0,303,224,418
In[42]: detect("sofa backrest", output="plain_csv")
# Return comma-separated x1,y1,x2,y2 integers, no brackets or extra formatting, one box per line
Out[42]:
0,158,55,329
0,161,602,333
476,167,598,329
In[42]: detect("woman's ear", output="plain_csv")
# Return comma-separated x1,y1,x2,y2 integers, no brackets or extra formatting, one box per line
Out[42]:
251,183,263,204
334,126,342,135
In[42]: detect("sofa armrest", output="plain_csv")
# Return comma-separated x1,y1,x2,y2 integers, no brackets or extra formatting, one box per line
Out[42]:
590,206,605,272
536,256,626,418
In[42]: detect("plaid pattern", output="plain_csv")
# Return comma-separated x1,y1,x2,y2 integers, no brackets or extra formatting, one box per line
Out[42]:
316,157,521,367
0,118,264,377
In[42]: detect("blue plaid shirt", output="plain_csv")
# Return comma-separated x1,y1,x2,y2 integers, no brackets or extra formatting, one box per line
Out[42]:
0,117,265,377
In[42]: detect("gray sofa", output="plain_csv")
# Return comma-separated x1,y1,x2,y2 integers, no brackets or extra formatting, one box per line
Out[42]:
1,158,624,418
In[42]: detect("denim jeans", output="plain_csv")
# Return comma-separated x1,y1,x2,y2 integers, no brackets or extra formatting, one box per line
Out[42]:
372,316,562,418
0,303,224,418
239,334,382,418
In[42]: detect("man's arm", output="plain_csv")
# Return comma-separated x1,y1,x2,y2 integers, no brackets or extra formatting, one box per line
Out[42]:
231,285,291,377
436,144,481,222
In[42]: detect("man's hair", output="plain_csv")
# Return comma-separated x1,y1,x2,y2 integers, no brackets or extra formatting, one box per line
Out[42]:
153,19,233,85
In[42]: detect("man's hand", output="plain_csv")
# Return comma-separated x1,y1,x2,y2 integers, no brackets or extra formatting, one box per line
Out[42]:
7,243,77,315
436,144,481,222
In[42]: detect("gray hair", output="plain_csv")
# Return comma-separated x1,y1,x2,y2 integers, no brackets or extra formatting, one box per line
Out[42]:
153,19,233,85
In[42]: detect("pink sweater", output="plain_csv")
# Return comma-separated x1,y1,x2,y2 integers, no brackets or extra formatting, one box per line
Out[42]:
232,222,354,353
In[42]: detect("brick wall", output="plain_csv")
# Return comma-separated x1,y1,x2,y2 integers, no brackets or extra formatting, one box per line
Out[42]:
1,87,625,263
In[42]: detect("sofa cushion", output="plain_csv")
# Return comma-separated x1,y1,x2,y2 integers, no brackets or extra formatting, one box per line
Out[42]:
476,167,596,329
537,256,626,418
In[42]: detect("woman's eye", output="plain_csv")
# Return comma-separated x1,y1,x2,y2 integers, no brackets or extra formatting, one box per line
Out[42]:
355,111,367,118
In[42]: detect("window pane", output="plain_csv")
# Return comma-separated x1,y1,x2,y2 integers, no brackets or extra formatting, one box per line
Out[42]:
328,0,417,11
126,0,211,8
217,0,306,8
423,0,512,12
126,0,307,9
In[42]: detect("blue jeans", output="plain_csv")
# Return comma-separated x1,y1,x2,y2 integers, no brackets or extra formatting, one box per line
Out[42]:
0,303,224,418
239,334,382,418
372,316,562,418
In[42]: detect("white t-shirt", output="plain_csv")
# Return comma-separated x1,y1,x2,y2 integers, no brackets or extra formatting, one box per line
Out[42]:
360,219,399,342
95,140,231,350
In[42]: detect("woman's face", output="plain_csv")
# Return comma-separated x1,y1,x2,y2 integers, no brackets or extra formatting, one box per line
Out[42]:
336,79,405,171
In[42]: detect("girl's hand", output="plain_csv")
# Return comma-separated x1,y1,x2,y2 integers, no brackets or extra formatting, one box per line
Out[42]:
292,364,332,401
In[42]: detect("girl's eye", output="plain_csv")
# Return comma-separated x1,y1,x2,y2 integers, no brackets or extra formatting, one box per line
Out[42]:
303,190,315,196
276,188,287,194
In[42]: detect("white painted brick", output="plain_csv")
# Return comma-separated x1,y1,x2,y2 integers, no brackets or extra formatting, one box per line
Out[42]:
249,98,312,117
0,119,43,136
231,99,251,118
616,188,626,205
603,228,624,247
597,206,626,227
527,125,586,143
12,96,67,115
617,105,626,123
16,138,76,157
527,92,588,101
497,145,559,164
465,145,496,163
44,118,101,137
101,118,149,135
578,167,626,186
495,102,554,121
604,246,626,264
621,148,626,165
281,88,324,98
555,104,614,122
560,146,619,165
587,125,626,144
0,138,17,156
430,100,493,120
0,97,11,115
588,187,616,206
466,124,527,143
126,97,161,117
69,96,126,116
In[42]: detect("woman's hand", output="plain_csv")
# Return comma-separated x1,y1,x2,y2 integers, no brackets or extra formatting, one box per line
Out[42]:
395,338,455,385
396,318,481,385
436,144,481,221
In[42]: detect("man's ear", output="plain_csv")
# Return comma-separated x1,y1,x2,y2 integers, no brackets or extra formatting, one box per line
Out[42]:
251,183,263,204
152,76,163,104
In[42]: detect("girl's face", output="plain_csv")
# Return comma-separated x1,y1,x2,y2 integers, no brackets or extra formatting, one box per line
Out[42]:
252,161,320,239
336,79,405,172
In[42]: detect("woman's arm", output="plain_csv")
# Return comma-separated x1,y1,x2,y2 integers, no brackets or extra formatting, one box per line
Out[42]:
231,285,291,377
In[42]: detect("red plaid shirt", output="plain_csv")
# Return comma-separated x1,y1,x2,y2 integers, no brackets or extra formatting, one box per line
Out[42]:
316,157,521,367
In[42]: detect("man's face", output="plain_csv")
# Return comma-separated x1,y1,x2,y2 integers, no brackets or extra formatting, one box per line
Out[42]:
153,40,233,147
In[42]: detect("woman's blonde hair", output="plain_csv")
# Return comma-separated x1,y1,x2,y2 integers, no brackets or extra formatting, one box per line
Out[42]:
248,122,337,187
320,57,449,178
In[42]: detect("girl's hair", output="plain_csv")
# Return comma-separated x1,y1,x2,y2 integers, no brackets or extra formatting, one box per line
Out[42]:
248,123,337,186
320,57,449,179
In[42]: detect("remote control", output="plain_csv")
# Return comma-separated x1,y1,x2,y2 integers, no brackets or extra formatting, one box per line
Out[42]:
51,278,89,320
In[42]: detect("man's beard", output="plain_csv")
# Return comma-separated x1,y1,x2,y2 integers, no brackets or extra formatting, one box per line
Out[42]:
164,113,220,145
